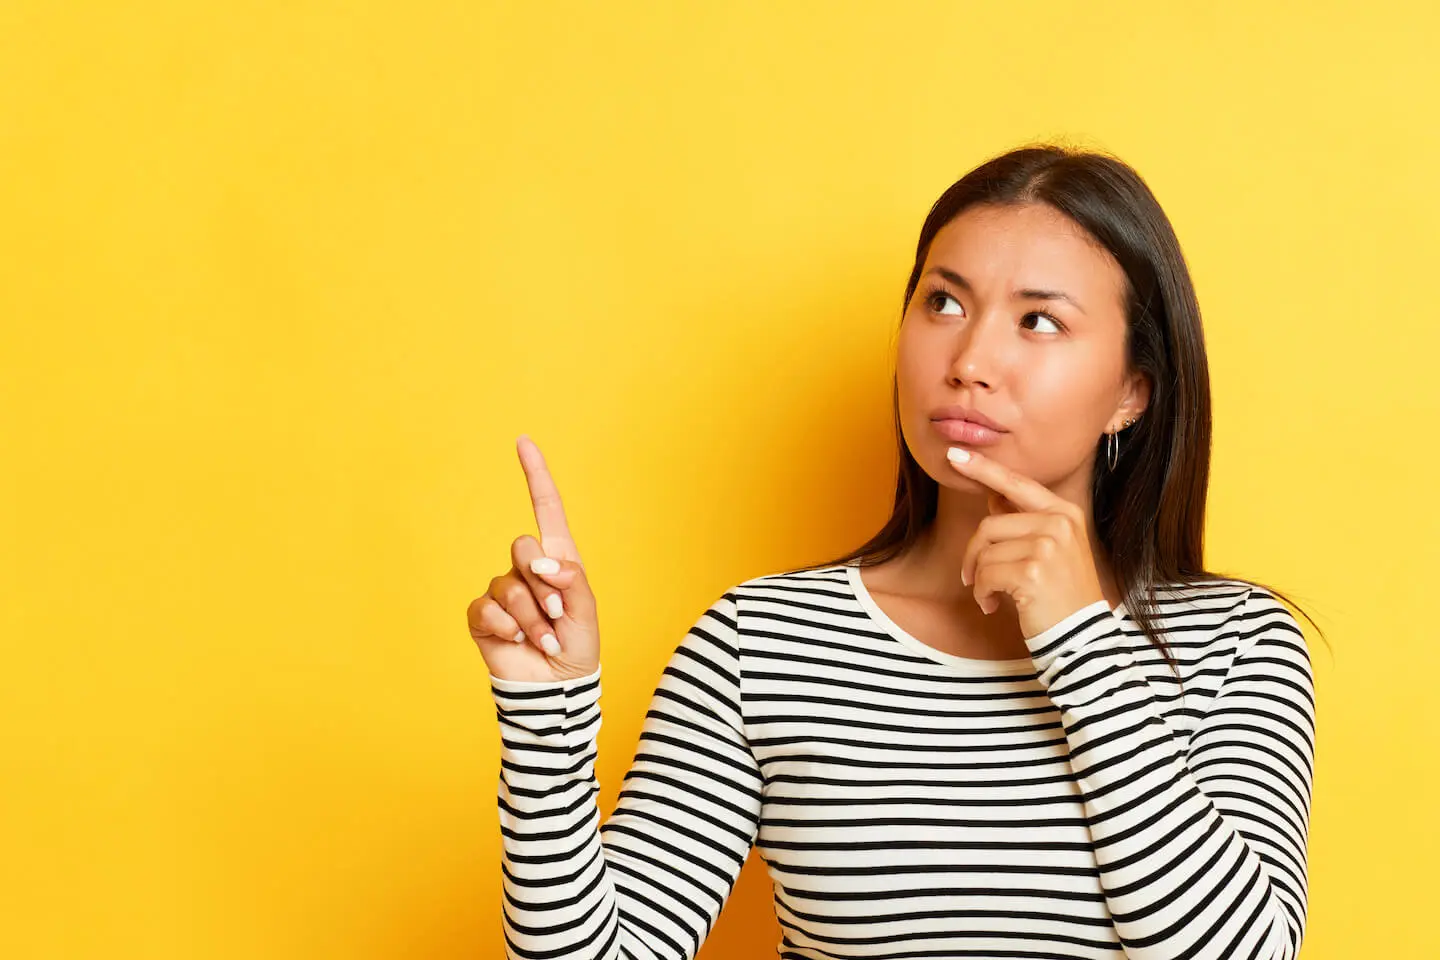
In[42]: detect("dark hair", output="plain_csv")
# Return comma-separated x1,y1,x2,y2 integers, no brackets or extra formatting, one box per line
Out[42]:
794,142,1327,663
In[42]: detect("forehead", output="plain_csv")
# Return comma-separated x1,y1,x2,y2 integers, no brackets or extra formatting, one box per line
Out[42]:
925,203,1126,312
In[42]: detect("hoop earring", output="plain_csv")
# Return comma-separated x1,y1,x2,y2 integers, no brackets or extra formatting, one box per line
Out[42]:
1106,416,1138,472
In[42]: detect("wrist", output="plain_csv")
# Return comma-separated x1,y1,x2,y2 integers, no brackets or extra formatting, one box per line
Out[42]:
489,664,601,690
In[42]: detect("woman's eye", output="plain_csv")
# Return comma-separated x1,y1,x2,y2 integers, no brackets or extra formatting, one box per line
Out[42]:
926,291,1064,334
928,292,963,315
1024,311,1064,334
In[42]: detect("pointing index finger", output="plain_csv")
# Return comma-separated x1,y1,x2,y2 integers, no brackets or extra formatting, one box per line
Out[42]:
946,446,1057,514
516,435,580,563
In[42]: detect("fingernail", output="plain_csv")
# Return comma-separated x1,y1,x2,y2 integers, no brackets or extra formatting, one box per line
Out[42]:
540,633,561,656
531,557,560,575
511,630,526,644
961,570,969,586
545,594,564,619
947,447,971,463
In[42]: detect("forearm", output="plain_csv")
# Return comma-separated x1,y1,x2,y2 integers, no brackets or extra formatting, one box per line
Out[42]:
493,670,623,960
1027,600,1311,959
490,590,760,960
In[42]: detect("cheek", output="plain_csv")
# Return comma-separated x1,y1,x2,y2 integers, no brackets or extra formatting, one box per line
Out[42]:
1020,380,1072,427
1024,359,1107,425
894,323,928,406
1015,365,1112,461
895,315,921,359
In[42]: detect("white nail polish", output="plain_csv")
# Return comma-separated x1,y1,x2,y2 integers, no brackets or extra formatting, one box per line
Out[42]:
947,446,971,463
531,557,560,575
512,630,526,644
540,633,561,656
545,594,564,619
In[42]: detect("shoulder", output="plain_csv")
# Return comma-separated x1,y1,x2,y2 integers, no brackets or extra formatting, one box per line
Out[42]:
682,564,848,613
699,563,861,645
732,563,853,603
1144,576,1312,684
688,562,850,612
1152,577,1305,644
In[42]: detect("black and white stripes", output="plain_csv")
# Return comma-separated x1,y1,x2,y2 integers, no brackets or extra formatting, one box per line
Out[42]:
491,563,1314,959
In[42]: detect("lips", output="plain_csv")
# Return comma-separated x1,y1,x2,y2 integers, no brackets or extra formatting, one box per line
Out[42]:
929,405,1007,433
931,418,1005,446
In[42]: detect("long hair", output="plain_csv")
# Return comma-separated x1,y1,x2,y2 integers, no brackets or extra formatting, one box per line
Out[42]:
794,142,1326,661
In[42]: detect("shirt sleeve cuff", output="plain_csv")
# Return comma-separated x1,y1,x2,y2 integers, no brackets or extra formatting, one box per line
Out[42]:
489,668,603,746
1023,599,1124,673
488,666,602,694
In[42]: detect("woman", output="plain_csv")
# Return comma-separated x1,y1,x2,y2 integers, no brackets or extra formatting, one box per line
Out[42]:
467,144,1320,959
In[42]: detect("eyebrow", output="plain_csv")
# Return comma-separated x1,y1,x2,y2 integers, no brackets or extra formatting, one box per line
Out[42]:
922,266,1087,316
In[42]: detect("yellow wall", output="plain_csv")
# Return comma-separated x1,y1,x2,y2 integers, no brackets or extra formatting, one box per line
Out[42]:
2,2,1434,956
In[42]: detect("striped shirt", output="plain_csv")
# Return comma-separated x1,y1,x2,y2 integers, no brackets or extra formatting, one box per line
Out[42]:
490,562,1314,959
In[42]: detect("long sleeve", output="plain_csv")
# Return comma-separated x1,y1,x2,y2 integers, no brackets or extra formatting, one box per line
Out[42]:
489,590,762,960
1023,584,1315,959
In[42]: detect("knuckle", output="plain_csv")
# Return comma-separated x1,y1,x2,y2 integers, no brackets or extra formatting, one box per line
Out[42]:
501,580,531,608
468,596,508,635
1024,560,1042,581
466,595,491,623
479,602,511,632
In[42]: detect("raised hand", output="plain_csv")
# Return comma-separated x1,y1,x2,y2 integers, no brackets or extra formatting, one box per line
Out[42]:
466,436,600,682
945,445,1109,639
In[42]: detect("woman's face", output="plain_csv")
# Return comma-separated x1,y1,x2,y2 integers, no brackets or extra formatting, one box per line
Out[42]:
896,202,1148,499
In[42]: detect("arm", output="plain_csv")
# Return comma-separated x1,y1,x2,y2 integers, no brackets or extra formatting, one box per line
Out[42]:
1024,584,1315,959
489,590,761,960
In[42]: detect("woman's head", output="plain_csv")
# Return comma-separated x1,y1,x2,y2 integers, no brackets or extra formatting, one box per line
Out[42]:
802,142,1322,658
896,199,1152,515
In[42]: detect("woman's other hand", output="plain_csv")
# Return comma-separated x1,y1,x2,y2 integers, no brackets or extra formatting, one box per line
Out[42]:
466,436,599,682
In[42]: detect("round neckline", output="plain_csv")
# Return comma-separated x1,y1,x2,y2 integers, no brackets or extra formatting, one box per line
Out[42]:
842,561,1127,674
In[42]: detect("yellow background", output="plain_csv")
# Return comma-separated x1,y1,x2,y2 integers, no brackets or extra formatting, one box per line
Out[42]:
2,2,1435,957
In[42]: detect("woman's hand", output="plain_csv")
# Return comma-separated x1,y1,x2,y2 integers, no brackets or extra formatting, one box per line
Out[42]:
465,436,600,683
946,446,1109,640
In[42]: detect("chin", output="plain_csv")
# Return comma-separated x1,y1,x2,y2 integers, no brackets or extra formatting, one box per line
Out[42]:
928,449,987,486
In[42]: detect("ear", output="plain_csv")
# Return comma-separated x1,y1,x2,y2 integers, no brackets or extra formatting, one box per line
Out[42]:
1112,371,1151,428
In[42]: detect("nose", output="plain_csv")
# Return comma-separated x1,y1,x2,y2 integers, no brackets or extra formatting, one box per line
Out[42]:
947,312,1004,389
